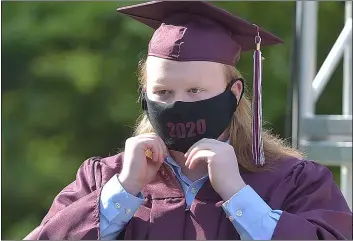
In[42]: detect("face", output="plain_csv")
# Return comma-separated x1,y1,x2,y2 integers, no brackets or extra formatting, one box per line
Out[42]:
145,56,242,103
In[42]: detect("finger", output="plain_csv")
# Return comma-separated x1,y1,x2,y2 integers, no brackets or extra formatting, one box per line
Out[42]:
185,140,217,158
185,141,220,166
185,138,221,158
198,138,223,145
187,150,213,169
148,134,167,163
139,132,159,137
151,142,159,163
185,146,201,167
155,135,168,157
154,136,166,164
140,133,168,159
185,139,206,158
140,137,162,163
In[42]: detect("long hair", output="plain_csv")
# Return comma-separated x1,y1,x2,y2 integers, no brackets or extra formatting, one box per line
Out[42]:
134,59,304,172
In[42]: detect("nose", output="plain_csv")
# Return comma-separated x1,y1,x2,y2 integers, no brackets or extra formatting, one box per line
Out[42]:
172,92,189,103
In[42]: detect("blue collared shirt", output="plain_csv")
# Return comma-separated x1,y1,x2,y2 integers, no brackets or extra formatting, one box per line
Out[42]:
99,155,282,240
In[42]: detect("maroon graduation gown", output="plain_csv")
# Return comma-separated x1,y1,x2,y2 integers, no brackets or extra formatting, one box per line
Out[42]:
24,153,352,240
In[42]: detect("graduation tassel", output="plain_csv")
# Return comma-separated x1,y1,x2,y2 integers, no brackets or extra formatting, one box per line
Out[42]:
252,26,265,166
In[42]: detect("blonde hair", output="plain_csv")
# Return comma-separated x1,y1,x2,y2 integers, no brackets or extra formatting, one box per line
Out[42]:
134,59,304,172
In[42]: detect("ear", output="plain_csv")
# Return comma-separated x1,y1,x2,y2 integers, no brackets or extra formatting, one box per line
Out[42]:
230,78,244,102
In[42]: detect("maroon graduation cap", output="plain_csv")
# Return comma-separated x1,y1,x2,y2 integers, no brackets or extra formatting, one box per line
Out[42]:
117,1,284,166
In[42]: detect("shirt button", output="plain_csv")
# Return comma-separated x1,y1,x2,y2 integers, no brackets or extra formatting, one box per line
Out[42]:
115,203,121,209
125,208,131,215
229,216,234,222
236,210,243,217
191,188,197,194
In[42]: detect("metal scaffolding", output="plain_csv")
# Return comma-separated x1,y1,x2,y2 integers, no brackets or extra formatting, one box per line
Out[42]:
292,1,352,210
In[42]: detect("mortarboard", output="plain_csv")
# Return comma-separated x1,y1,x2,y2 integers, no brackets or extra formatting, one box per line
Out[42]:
117,1,284,166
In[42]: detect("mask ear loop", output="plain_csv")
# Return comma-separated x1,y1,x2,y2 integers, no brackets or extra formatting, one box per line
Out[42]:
138,85,148,110
227,77,245,106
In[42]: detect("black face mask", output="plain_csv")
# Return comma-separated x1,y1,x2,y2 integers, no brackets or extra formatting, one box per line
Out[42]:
141,78,244,153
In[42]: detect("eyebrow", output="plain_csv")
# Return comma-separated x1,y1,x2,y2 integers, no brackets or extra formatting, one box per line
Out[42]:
150,84,169,89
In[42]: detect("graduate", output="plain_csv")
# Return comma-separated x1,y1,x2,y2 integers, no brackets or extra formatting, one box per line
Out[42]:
25,1,352,240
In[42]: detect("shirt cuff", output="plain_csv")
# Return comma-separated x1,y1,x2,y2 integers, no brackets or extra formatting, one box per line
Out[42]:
222,185,281,239
100,174,144,224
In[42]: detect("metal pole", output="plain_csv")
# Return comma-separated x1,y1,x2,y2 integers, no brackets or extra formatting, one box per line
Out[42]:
288,1,302,148
298,1,318,139
341,0,352,211
343,1,352,117
312,19,352,103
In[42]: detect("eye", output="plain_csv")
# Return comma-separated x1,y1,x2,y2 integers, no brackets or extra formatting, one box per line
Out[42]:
188,88,203,94
154,90,171,95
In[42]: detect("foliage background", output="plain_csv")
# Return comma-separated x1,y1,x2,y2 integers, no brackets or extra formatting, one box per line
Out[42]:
2,1,345,239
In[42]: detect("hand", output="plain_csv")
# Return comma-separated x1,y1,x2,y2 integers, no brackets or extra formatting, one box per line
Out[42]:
184,138,246,201
118,133,168,196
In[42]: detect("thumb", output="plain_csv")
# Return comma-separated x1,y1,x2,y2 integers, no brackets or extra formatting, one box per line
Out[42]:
187,150,213,169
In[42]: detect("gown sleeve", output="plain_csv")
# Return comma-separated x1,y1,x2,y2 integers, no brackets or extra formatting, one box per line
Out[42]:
24,155,123,240
271,160,352,240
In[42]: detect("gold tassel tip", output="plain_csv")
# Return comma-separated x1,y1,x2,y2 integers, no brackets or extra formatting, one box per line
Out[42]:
145,149,153,159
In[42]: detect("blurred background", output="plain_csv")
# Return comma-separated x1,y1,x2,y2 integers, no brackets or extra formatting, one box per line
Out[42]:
2,1,347,239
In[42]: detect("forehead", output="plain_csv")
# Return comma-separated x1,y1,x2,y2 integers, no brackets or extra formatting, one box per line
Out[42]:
146,56,226,84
